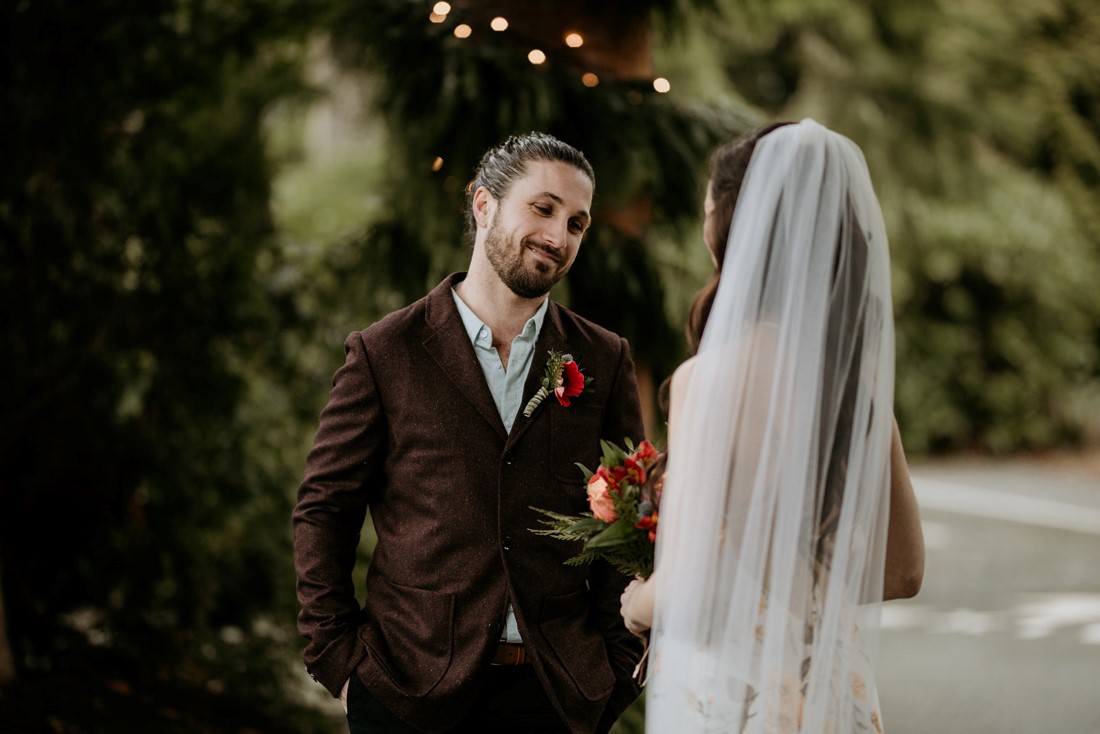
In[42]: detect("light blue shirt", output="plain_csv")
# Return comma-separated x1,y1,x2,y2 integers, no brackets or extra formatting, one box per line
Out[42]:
452,288,548,643
452,289,548,434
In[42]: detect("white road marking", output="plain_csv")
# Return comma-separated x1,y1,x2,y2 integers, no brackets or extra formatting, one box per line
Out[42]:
912,476,1100,536
880,604,932,631
1014,594,1100,641
931,608,999,636
883,595,1100,644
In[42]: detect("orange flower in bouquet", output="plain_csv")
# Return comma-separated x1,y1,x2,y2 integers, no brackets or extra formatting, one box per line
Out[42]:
531,438,664,578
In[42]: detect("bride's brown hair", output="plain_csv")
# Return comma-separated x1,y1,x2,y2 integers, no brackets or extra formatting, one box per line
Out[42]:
658,122,793,415
685,121,794,356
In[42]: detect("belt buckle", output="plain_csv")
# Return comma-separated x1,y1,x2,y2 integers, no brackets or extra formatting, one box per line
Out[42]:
492,642,527,665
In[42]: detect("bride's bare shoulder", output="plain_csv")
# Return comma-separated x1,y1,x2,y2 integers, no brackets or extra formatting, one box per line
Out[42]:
670,328,776,404
670,357,698,395
667,357,698,428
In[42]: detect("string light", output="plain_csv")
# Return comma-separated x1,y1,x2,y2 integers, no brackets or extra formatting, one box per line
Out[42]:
432,156,444,171
419,8,660,97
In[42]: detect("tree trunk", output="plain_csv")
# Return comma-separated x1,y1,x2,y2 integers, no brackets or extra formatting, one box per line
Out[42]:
0,559,16,686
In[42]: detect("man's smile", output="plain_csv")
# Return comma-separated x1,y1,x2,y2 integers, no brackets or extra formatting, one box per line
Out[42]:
525,240,563,265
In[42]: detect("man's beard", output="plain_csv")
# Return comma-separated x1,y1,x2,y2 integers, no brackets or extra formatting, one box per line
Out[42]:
484,218,568,299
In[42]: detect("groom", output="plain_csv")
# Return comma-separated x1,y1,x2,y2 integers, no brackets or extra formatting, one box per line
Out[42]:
293,132,646,733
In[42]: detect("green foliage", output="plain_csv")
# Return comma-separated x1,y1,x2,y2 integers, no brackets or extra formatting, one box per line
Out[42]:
687,0,1100,453
321,0,742,379
311,0,1100,455
0,0,331,718
610,695,648,734
890,150,1100,451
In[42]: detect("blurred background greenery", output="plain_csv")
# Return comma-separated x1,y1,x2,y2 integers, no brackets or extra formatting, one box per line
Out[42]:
1,0,1097,731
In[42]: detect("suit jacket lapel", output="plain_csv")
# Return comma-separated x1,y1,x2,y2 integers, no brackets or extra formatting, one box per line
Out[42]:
422,275,508,440
506,300,569,449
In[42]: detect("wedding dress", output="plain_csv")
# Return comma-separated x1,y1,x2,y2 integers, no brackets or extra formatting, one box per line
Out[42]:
646,120,893,733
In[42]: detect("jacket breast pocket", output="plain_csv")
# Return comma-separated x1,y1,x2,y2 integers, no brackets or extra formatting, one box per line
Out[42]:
549,404,604,483
358,575,454,697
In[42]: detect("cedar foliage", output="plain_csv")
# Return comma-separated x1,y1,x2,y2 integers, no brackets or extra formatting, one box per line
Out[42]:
0,1,332,728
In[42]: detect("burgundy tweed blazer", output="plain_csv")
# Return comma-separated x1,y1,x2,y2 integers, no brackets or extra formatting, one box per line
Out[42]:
293,274,646,733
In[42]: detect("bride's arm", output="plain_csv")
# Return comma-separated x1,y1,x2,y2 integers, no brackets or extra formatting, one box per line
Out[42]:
618,359,696,634
883,418,924,599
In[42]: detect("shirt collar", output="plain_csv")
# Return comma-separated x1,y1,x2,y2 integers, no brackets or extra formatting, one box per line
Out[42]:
451,289,549,346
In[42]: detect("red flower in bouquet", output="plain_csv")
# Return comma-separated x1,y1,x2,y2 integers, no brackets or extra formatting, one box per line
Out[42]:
635,504,659,543
632,439,658,465
530,438,665,579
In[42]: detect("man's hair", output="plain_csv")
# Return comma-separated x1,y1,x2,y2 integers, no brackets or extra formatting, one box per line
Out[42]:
463,132,595,244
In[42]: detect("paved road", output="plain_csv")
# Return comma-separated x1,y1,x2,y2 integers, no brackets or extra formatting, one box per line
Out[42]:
879,458,1100,734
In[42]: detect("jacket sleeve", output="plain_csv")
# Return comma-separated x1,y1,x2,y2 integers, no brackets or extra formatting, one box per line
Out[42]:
592,336,647,721
292,331,385,696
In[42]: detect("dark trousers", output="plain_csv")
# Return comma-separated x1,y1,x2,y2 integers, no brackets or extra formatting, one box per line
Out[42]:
346,666,571,734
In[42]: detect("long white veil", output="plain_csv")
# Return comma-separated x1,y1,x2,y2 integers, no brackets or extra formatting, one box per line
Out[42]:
646,120,895,733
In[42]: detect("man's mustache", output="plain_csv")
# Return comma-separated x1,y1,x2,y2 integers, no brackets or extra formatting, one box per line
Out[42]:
524,238,564,264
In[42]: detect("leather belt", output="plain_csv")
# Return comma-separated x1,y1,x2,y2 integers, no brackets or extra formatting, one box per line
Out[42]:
492,642,529,665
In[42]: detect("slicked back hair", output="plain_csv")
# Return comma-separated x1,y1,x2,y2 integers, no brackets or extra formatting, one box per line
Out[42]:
463,132,595,245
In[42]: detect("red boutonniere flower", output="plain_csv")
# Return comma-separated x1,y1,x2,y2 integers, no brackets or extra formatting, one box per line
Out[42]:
556,359,585,406
522,350,593,417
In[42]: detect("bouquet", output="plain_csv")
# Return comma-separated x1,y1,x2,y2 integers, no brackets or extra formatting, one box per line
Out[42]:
531,438,665,579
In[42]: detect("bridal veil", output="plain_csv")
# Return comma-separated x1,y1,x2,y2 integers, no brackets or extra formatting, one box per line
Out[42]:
647,119,895,733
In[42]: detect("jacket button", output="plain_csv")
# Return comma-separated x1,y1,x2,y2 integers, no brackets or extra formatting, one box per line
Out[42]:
502,536,513,551
503,451,514,465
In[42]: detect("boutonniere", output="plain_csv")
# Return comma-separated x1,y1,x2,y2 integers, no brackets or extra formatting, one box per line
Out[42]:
523,350,593,417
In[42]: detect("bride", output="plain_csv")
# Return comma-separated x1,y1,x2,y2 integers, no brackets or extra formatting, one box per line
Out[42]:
620,119,924,732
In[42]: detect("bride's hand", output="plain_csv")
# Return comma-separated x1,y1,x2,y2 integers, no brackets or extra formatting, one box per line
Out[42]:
620,577,655,636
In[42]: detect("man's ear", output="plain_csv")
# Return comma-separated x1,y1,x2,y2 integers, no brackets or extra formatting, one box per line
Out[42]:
472,186,495,229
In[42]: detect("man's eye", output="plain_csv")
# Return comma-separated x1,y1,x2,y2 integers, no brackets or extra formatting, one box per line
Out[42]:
535,205,551,215
569,222,584,234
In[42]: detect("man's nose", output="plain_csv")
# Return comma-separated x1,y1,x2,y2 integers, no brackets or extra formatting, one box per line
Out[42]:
543,217,569,248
